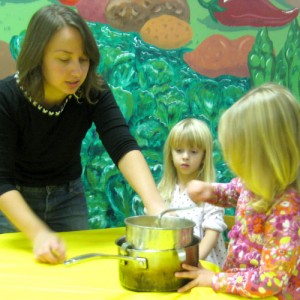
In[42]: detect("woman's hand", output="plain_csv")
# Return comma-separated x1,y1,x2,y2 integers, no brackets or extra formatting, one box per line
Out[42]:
33,229,66,264
175,263,215,292
118,150,167,215
187,180,215,203
0,190,66,264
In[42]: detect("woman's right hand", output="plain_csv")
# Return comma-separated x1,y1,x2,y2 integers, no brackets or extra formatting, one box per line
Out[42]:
186,180,214,203
33,229,66,264
0,190,66,264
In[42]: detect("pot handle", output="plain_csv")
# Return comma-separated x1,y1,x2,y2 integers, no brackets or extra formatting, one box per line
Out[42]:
177,249,186,262
64,253,148,269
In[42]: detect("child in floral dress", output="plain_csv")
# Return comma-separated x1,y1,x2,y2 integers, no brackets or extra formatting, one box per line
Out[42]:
175,83,300,299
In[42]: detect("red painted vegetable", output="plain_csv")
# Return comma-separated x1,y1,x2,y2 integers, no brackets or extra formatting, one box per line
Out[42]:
198,0,299,27
59,0,80,6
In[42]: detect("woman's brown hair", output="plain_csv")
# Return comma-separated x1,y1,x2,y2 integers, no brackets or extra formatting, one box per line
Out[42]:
16,4,103,103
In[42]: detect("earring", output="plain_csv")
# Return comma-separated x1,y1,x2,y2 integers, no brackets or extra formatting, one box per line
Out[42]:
73,89,83,104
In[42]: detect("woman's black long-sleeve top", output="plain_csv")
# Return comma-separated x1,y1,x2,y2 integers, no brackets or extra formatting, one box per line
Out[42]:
0,74,139,195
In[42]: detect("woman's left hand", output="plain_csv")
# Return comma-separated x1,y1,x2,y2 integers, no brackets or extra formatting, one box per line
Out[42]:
175,263,215,292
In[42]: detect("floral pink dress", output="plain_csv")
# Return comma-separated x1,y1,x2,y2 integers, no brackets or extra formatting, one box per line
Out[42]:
209,178,300,299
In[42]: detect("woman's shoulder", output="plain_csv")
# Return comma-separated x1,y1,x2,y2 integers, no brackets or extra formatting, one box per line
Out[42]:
0,74,22,107
85,84,115,107
90,82,112,96
0,74,17,89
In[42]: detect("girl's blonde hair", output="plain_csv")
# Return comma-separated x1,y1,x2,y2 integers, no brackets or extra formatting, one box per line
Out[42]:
158,118,215,203
218,83,300,212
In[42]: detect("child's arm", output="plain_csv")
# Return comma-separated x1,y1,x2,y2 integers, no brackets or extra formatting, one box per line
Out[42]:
212,194,300,298
199,229,220,260
176,192,300,298
199,203,227,260
175,264,215,293
187,180,215,203
187,177,241,208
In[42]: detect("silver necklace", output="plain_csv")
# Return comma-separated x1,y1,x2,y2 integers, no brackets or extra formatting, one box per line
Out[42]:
15,72,72,117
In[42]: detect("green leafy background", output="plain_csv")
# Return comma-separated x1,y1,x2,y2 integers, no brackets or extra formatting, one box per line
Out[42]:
3,0,300,231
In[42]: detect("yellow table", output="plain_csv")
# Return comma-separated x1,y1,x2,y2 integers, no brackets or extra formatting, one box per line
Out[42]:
0,228,277,300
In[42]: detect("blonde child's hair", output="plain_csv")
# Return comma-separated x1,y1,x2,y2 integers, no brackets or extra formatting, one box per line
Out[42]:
218,83,300,212
158,118,215,203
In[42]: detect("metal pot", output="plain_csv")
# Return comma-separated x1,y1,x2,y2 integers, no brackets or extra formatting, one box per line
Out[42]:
64,235,199,292
125,215,195,250
117,235,199,292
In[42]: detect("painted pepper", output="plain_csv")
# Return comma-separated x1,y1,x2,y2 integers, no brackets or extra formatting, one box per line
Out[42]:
197,0,299,27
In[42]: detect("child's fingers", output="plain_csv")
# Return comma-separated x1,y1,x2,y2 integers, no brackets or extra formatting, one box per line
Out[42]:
175,271,198,279
177,279,199,293
181,263,201,271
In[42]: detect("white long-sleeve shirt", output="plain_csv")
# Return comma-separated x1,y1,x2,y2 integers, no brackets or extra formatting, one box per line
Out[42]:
170,185,227,267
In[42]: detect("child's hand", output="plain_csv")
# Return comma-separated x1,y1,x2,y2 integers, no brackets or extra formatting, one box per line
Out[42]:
175,263,215,292
33,229,66,264
187,180,214,203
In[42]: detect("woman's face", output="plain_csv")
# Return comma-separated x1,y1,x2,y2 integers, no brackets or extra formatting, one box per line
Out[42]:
42,26,90,105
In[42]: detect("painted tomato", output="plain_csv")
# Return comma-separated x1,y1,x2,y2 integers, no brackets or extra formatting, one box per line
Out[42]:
76,0,109,23
59,0,81,6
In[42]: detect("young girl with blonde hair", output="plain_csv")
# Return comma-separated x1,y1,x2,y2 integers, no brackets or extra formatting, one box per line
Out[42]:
158,118,227,267
175,83,300,299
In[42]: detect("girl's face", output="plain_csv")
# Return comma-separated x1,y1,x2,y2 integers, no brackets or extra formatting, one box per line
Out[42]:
42,26,90,105
171,144,204,181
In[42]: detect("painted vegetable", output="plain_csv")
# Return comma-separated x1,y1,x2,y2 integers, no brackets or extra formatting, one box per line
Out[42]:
248,18,300,99
59,0,81,5
274,19,300,99
140,15,193,49
75,0,109,23
248,27,276,86
184,34,255,78
105,0,190,32
197,0,299,27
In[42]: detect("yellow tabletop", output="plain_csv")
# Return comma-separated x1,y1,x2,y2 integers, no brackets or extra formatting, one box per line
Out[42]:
0,227,277,300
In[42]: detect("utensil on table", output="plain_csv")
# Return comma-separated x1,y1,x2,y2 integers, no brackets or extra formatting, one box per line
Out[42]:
64,252,147,268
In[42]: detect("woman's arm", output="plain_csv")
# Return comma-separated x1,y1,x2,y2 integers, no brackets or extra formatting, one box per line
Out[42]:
0,190,66,264
118,150,166,215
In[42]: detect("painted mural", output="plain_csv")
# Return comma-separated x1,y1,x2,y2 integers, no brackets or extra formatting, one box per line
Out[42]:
0,0,299,230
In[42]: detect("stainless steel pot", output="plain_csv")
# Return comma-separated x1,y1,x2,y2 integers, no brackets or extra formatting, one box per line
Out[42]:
125,215,195,250
64,235,200,292
117,235,199,292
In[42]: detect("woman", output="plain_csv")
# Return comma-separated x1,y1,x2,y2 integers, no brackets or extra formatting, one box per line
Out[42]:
0,5,165,264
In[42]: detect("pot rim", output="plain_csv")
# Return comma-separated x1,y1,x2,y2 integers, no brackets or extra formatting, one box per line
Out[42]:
116,235,200,253
124,215,196,230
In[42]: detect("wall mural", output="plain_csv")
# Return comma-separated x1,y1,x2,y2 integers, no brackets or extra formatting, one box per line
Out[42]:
1,0,300,231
